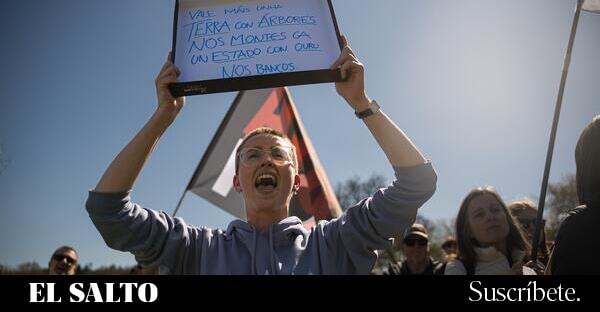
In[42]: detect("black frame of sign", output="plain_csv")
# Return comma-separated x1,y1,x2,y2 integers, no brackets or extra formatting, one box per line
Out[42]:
169,0,344,96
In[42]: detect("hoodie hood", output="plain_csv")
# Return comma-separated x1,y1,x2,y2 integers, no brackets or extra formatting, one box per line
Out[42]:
225,217,309,274
225,216,307,238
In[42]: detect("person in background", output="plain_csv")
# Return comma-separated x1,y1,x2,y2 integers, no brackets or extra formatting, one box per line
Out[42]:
441,236,457,262
48,245,78,275
445,187,535,275
549,115,600,275
387,224,445,275
508,199,549,273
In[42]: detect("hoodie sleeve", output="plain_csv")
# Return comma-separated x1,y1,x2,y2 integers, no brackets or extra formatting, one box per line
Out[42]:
317,161,437,274
85,191,206,274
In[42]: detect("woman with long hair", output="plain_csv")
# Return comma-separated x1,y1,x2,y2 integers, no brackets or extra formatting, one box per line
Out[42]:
445,187,534,275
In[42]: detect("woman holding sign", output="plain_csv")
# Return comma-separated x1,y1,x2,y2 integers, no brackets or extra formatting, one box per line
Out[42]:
86,36,437,274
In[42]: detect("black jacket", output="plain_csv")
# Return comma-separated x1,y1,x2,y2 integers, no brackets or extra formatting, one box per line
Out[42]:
551,205,600,275
387,257,445,275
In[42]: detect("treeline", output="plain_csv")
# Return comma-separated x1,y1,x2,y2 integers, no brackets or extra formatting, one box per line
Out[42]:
1,174,575,275
0,262,134,275
335,173,578,274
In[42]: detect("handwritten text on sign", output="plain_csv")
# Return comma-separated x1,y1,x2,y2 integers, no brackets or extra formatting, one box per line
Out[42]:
175,0,340,82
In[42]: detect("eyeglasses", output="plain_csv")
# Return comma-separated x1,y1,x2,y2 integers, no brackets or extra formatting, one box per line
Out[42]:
238,146,294,167
52,254,77,266
404,238,428,247
518,218,545,230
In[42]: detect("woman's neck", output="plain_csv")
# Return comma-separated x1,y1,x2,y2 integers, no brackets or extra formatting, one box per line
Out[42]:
475,240,508,257
491,241,508,257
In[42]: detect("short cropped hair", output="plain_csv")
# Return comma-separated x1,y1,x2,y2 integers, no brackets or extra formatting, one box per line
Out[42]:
50,245,78,262
234,127,298,175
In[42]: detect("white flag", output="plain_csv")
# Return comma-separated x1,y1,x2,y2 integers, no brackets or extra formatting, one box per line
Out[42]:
583,0,600,13
186,88,342,224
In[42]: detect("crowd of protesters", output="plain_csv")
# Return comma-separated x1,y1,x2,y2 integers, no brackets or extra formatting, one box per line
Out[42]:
27,31,598,275
20,114,597,276
83,34,600,275
384,115,599,275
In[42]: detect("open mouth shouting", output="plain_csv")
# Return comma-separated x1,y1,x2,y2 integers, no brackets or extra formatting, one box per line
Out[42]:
254,171,279,193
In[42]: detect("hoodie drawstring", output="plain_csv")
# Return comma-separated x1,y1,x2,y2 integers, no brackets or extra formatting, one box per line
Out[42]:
269,226,277,275
251,229,257,275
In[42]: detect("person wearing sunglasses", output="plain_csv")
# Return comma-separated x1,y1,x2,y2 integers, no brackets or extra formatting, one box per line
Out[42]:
445,187,535,275
441,236,457,262
86,36,437,274
508,199,549,274
48,246,78,275
387,224,445,275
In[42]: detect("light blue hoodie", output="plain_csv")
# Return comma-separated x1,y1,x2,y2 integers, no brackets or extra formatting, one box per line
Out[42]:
86,162,437,274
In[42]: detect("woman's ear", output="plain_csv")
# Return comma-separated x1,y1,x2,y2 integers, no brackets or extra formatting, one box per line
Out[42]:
233,175,242,193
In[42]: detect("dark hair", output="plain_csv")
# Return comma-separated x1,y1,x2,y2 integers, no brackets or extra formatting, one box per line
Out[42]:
455,187,530,274
234,127,297,175
575,115,600,208
50,245,77,262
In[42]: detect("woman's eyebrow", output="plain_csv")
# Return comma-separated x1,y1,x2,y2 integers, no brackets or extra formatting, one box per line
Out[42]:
470,207,483,215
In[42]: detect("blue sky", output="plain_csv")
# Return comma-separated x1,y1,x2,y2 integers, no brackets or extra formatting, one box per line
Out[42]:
0,0,598,269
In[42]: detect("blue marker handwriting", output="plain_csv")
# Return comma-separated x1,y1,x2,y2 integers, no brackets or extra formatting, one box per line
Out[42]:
182,2,325,78
256,63,296,74
266,45,288,54
230,32,287,47
256,3,284,11
190,54,209,64
224,6,250,15
258,14,316,28
212,48,262,64
222,64,252,78
188,37,225,54
188,9,216,20
185,20,231,42
295,42,321,52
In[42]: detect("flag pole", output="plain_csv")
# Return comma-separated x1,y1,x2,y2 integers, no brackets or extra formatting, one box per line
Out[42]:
531,0,583,263
172,91,248,217
173,189,187,217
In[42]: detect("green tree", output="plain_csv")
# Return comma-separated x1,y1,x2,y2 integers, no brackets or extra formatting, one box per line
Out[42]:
546,174,578,240
334,174,453,273
335,173,387,210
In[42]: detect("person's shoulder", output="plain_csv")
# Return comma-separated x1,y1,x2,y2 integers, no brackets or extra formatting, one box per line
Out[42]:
567,205,588,216
431,258,446,275
386,261,403,275
444,259,466,275
522,266,537,275
560,205,595,229
566,204,600,219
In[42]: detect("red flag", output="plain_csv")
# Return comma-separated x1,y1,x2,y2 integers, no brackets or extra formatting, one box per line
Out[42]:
185,88,342,225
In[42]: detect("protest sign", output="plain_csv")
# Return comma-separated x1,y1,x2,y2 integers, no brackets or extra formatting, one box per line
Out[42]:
170,0,342,95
